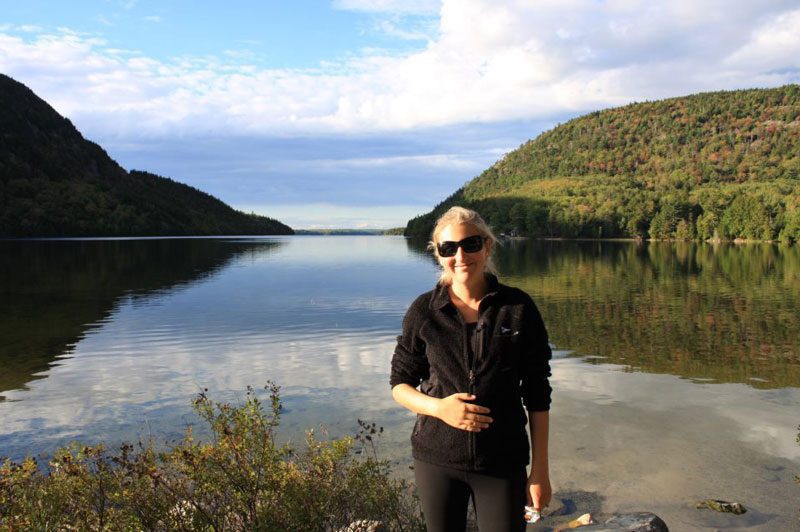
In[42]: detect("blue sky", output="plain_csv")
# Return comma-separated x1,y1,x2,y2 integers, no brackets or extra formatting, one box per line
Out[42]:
2,1,800,228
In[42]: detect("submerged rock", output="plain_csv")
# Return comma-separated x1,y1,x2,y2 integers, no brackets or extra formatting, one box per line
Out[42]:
568,512,668,531
564,513,594,528
694,499,747,514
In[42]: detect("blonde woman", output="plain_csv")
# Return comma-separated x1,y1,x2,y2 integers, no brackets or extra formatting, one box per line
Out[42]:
390,206,552,531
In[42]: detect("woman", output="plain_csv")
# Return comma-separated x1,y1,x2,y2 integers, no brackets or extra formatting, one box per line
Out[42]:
390,206,552,531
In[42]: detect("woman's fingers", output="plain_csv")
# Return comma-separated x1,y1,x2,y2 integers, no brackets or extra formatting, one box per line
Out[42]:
465,403,491,414
459,416,491,431
460,421,488,431
459,399,492,430
437,393,493,431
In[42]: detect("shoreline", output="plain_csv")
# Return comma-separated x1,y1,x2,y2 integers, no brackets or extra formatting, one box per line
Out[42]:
490,235,794,245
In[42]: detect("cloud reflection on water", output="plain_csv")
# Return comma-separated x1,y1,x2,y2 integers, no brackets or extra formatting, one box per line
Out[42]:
1,237,799,530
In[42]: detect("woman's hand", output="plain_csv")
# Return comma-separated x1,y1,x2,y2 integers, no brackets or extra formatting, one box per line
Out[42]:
526,472,552,510
391,385,492,432
435,393,493,432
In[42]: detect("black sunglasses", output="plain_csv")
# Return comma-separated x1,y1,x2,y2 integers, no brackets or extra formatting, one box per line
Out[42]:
437,235,485,257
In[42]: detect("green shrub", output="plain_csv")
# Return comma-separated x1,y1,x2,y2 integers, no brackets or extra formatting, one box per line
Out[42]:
0,383,424,531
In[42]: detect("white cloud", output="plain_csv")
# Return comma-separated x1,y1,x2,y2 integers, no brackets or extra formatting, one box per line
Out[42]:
1,0,799,140
332,0,441,16
144,15,162,23
723,8,800,71
375,19,434,41
264,153,478,172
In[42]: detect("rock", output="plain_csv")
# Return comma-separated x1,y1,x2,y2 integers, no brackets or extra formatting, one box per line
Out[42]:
564,513,594,528
694,499,747,514
569,512,668,531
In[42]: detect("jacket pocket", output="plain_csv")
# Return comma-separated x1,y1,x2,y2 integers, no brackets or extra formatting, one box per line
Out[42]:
411,414,466,463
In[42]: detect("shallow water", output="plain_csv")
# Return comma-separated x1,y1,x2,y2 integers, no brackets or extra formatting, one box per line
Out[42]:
1,237,798,529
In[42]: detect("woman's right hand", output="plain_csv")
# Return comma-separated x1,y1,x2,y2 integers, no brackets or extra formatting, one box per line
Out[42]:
435,393,493,432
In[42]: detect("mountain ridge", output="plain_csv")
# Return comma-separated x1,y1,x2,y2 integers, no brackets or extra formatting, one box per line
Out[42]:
0,74,293,237
405,85,800,242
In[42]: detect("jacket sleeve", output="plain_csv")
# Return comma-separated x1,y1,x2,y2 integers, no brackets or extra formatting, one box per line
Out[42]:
389,305,429,389
521,298,552,411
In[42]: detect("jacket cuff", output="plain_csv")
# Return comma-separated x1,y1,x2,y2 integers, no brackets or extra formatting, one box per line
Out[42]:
389,375,419,388
522,382,552,411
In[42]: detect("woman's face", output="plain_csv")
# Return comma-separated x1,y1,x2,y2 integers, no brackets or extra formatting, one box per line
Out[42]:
437,223,490,286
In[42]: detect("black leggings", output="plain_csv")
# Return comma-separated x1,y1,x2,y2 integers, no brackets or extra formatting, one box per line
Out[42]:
414,459,527,532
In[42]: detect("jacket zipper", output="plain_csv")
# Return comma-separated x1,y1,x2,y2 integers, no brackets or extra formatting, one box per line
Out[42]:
468,367,476,469
468,320,485,470
462,323,473,469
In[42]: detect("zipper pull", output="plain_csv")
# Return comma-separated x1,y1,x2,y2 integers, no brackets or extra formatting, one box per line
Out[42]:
469,370,475,385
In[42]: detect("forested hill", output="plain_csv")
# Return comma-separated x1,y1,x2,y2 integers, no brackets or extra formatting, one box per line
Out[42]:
0,74,293,237
406,85,800,242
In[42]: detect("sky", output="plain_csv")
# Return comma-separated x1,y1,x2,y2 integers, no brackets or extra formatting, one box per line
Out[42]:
2,1,800,229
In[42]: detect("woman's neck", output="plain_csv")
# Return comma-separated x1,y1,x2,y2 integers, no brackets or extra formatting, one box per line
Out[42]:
449,275,487,307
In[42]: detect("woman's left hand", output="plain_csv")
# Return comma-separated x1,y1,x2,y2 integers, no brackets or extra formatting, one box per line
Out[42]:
526,473,552,510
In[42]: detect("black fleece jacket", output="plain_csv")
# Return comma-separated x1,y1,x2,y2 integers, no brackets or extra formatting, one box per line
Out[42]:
390,274,552,473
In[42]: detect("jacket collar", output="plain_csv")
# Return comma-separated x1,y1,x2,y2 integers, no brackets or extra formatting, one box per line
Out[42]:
430,273,501,310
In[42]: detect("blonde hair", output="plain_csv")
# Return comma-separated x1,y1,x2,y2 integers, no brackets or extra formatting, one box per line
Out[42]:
428,206,499,285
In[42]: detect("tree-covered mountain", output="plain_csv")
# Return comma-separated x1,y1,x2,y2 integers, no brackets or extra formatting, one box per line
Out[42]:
406,85,800,242
0,74,293,237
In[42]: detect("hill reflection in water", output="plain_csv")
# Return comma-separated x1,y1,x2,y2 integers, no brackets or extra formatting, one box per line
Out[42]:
0,236,429,462
1,236,796,530
505,240,800,388
405,238,800,389
0,238,285,400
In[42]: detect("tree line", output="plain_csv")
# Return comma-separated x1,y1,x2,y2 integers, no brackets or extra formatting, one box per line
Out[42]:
0,74,293,237
407,85,800,242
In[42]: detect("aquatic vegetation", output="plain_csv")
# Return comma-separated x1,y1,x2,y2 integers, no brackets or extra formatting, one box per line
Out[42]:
0,383,424,531
694,499,747,514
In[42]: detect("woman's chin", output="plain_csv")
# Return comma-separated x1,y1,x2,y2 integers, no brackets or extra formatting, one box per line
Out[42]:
451,269,476,283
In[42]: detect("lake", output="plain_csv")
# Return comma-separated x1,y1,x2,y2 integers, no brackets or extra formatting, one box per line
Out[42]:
1,236,799,530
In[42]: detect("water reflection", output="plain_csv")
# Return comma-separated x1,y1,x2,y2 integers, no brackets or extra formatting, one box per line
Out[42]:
408,238,800,387
0,236,434,461
548,355,800,531
1,236,797,530
0,238,285,399
501,240,800,388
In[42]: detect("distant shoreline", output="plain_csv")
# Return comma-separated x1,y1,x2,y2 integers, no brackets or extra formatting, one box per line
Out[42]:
3,233,792,243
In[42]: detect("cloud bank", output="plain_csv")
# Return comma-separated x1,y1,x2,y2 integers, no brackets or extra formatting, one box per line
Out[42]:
2,0,799,141
2,0,800,227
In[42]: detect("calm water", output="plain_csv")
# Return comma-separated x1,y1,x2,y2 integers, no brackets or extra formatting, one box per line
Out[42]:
1,237,799,530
